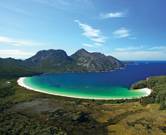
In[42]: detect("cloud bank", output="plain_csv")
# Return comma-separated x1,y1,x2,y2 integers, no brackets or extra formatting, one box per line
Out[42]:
0,50,35,59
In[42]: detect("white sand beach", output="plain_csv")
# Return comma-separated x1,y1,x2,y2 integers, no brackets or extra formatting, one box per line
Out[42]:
17,77,152,100
17,77,55,95
139,88,152,97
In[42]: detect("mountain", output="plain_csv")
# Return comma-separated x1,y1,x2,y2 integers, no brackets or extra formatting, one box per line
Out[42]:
26,49,72,63
71,49,125,72
0,49,125,78
25,49,73,72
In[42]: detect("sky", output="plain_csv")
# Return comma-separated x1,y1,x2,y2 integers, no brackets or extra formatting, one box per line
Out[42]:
0,0,166,60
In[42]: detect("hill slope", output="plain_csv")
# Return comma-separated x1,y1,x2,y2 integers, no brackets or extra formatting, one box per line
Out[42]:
0,58,41,78
0,49,125,78
71,49,125,72
131,75,166,109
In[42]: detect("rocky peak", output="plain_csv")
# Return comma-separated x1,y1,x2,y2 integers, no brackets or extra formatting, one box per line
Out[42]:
72,48,89,56
26,49,72,63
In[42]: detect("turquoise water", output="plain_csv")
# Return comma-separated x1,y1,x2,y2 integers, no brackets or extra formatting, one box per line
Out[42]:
23,75,147,99
23,61,166,99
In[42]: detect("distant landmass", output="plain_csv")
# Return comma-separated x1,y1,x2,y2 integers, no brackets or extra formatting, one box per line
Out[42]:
0,49,126,78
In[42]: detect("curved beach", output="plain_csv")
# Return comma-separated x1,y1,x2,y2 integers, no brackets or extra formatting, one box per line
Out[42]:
138,88,152,97
17,77,152,100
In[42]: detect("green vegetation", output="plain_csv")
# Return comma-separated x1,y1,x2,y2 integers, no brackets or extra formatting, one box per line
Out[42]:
0,58,42,79
0,75,166,134
0,79,67,134
132,75,166,109
0,112,66,135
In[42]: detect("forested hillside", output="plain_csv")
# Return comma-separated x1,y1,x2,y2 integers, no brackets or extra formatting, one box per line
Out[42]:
0,49,125,78
131,75,166,109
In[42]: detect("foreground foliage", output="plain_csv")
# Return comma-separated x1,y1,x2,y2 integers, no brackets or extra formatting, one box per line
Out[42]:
0,112,66,135
132,75,166,109
0,75,166,135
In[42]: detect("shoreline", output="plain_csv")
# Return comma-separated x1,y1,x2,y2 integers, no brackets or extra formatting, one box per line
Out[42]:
17,77,152,100
35,66,126,76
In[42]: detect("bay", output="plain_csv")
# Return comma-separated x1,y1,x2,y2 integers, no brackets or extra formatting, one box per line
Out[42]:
23,61,166,99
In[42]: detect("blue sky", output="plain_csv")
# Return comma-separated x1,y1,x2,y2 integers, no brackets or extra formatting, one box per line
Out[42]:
0,0,166,60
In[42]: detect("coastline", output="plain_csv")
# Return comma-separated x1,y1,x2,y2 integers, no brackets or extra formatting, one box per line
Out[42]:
138,88,152,97
37,65,126,75
17,77,152,100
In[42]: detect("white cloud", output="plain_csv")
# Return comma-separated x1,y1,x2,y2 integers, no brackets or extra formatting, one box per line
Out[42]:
75,20,100,37
110,51,166,60
149,46,166,50
94,43,102,46
0,50,35,59
113,28,130,38
75,20,106,43
115,46,144,51
0,36,42,46
129,37,137,39
99,12,125,19
91,37,106,42
82,43,94,47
